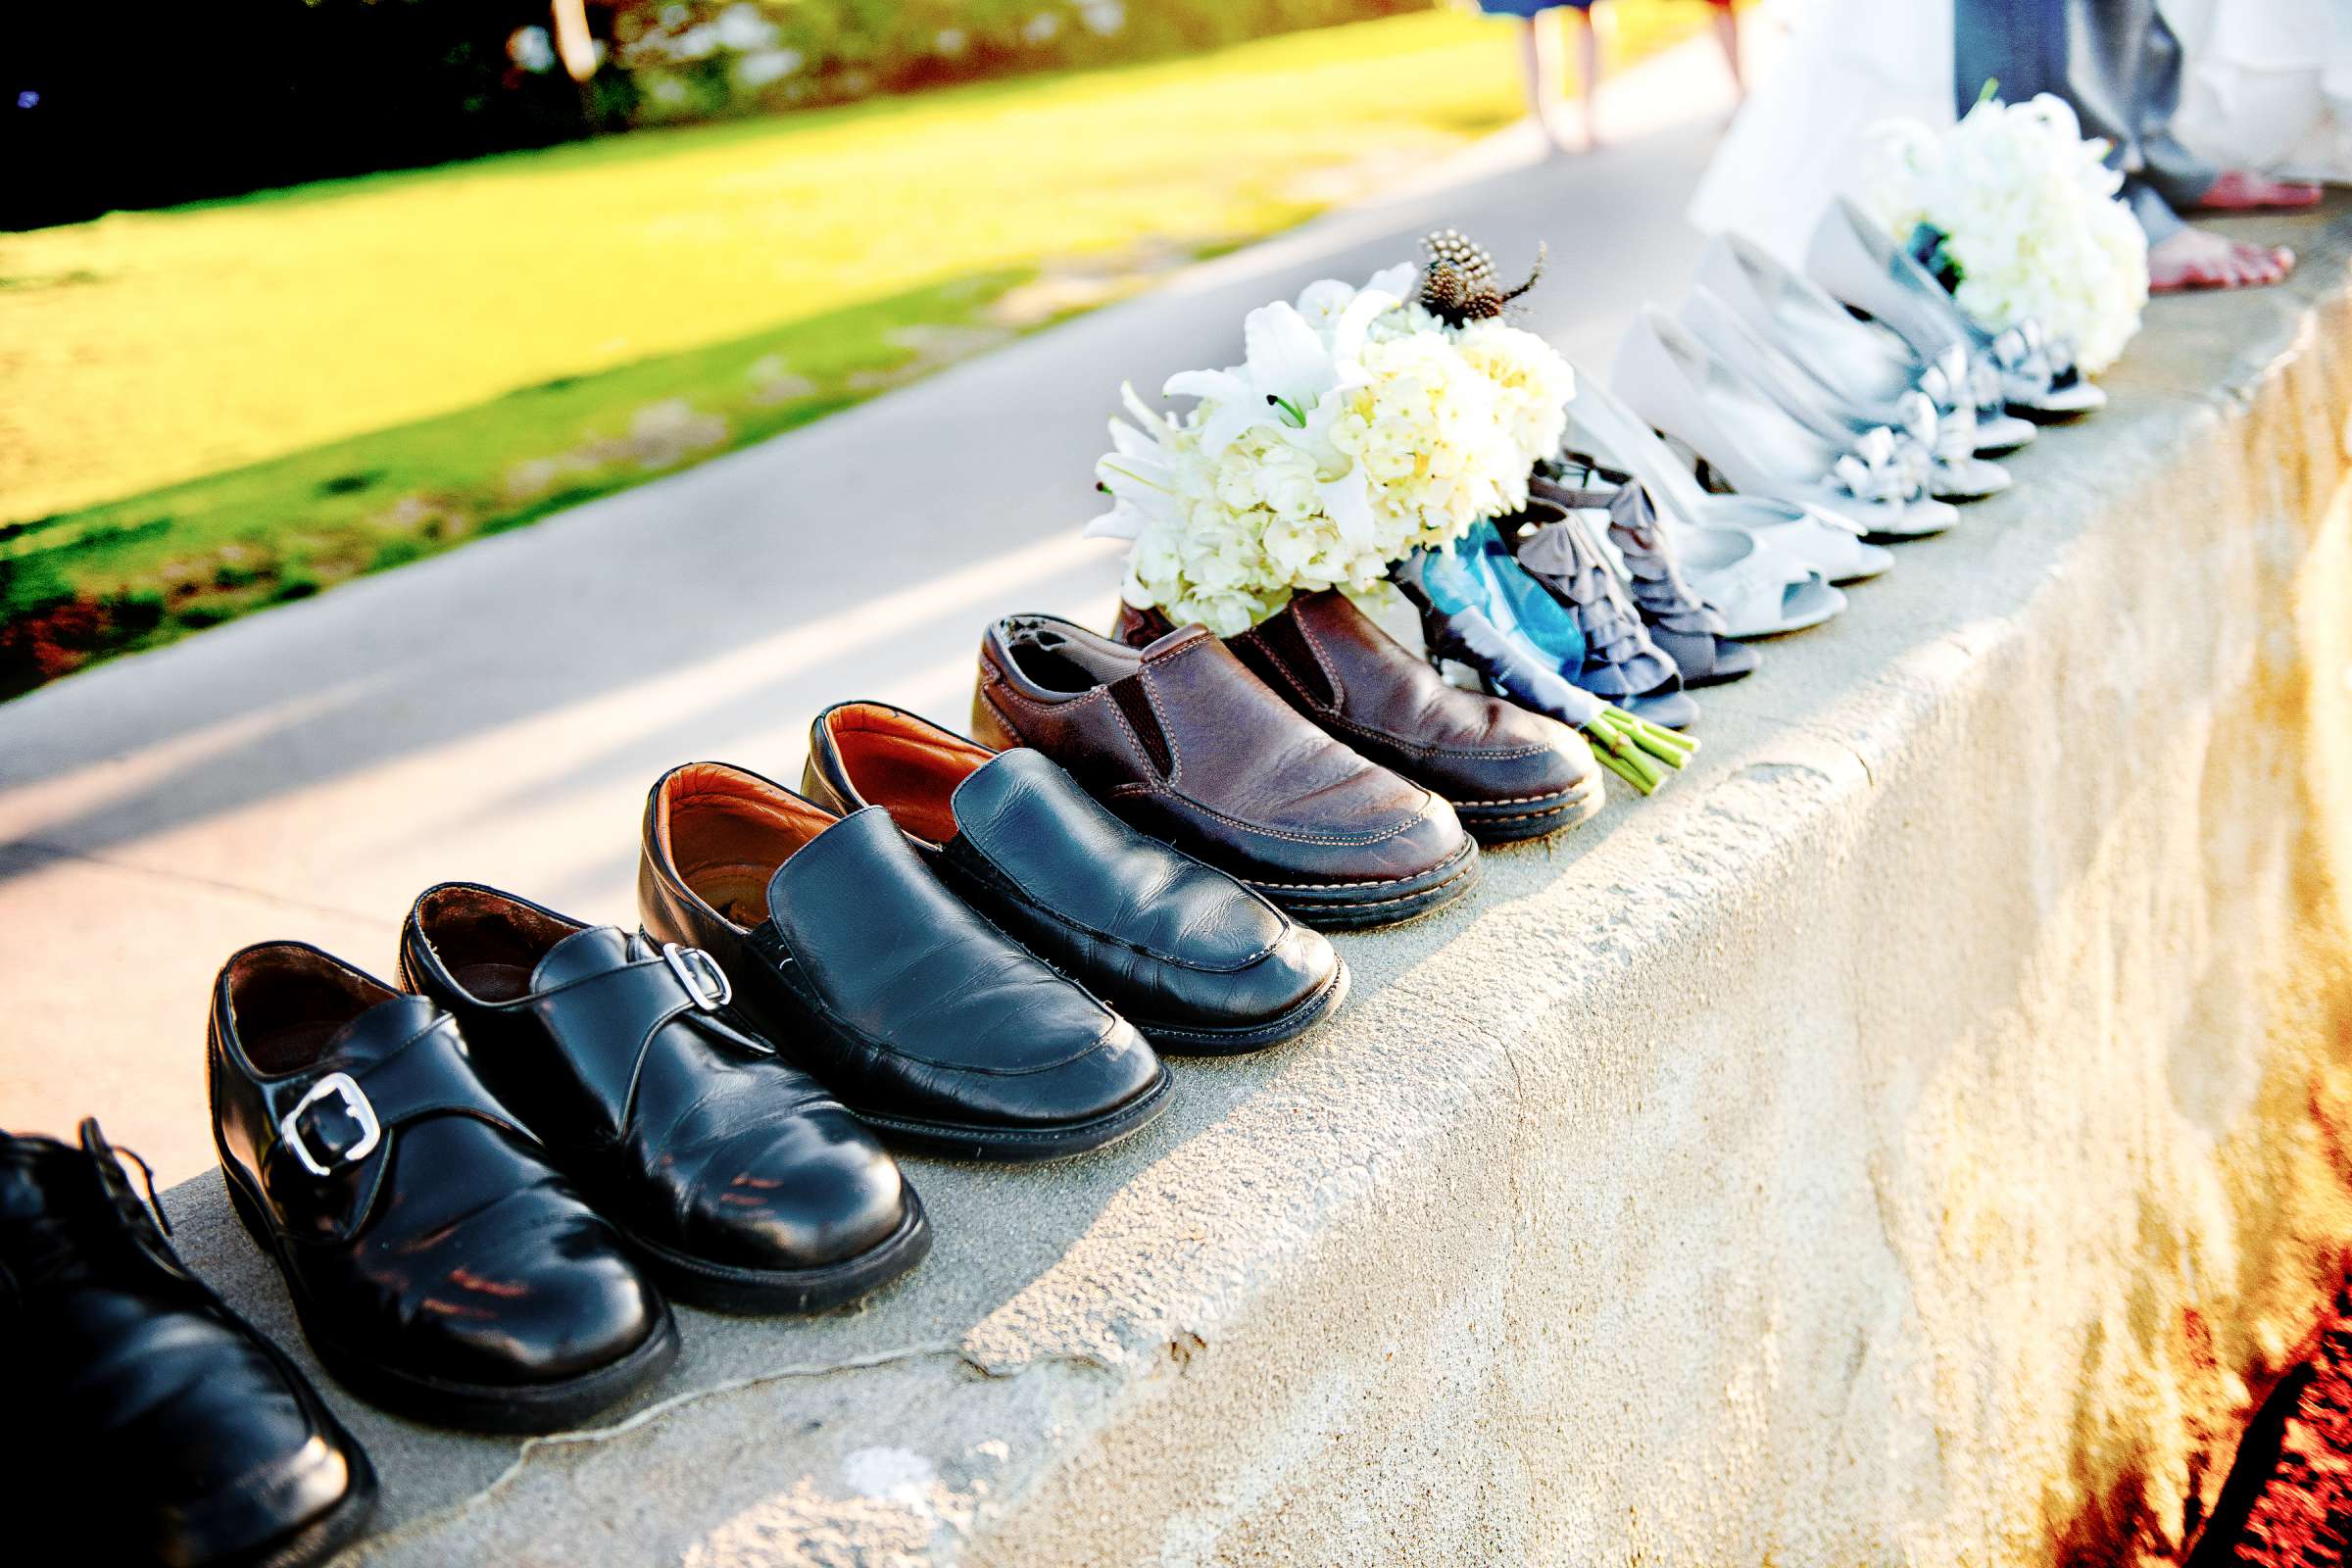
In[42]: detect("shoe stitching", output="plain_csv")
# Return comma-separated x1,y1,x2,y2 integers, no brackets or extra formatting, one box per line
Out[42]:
996,652,1446,849
1235,839,1476,892
985,664,1157,783
1283,611,1349,710
1451,781,1599,808
1105,781,1436,849
1135,658,1183,784
1252,629,1551,763
1312,701,1555,762
1463,802,1592,822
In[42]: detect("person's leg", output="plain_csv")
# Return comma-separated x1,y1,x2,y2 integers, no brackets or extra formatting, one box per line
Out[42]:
1707,0,1743,100
1953,0,2068,118
2188,170,2324,212
2114,2,2302,282
2132,173,2295,289
1956,0,2295,289
1516,15,1573,153
1567,5,1602,150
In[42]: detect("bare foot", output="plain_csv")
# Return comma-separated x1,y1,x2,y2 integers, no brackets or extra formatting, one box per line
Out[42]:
2148,226,2296,293
2192,169,2325,212
1582,109,1604,154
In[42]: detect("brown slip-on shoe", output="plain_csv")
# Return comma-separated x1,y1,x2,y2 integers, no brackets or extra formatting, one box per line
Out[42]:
972,613,1480,932
1111,590,1603,844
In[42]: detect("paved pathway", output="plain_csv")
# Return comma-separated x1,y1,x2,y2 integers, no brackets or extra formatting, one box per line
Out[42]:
0,40,1744,1181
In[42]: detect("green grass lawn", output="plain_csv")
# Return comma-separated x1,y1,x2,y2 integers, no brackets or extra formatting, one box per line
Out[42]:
0,2,1716,695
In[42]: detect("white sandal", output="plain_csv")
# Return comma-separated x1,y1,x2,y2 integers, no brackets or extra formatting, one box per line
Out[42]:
1563,370,1896,589
1612,308,1960,541
1677,284,2012,502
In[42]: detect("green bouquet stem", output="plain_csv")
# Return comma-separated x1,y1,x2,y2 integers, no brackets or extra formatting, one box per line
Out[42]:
1582,705,1697,797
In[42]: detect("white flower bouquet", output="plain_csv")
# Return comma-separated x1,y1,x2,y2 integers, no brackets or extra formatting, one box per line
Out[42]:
1088,231,1693,793
1086,259,1573,637
1862,89,2149,375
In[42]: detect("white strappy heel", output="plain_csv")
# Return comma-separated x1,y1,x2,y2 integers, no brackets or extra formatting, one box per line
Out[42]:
1563,368,1895,594
1805,198,2099,441
1612,308,1960,540
1678,284,2012,502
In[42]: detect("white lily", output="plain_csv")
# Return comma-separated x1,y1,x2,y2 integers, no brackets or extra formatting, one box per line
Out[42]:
1085,383,1192,541
1163,288,1397,462
1361,262,1419,302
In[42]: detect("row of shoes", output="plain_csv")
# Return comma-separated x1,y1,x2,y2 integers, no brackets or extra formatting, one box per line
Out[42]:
1388,198,2105,736
8,611,1617,1564
7,198,2106,1568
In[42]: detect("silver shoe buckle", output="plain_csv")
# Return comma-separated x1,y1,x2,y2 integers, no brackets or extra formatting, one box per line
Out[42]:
278,1072,381,1178
662,943,732,1010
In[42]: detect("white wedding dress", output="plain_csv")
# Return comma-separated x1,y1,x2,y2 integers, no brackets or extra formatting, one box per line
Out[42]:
2164,0,2352,182
1685,0,1954,266
1689,0,2346,262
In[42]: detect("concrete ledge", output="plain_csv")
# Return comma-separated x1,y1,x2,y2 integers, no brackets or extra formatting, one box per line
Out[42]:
154,200,2352,1566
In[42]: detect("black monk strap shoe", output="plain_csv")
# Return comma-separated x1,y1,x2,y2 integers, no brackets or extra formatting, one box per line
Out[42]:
399,882,931,1314
802,701,1349,1054
209,942,680,1434
637,760,1172,1162
1,1118,378,1568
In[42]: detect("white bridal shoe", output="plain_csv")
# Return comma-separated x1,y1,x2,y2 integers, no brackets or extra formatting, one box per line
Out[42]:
1560,374,1870,636
1805,197,2102,437
1612,308,1961,541
1687,234,2022,490
1677,284,2013,502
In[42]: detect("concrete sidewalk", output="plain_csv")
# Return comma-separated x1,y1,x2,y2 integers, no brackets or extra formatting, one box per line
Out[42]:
0,40,1739,1185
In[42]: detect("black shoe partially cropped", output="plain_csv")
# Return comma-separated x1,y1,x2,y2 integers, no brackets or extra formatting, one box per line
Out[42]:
210,942,680,1434
398,882,931,1314
1,1118,377,1568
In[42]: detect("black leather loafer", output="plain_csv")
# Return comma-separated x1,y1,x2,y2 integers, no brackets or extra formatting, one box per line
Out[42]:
638,760,1171,1161
802,701,1348,1054
3,1119,377,1568
210,942,680,1433
399,882,930,1314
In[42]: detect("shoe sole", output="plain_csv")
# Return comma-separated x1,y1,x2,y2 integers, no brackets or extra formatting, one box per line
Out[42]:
853,1063,1173,1163
2009,399,2097,424
1453,774,1604,846
627,1188,932,1314
221,1163,682,1434
212,1445,379,1568
1139,956,1350,1056
1250,837,1483,932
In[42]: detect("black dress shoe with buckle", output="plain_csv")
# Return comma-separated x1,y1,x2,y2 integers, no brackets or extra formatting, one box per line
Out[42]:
802,701,1348,1054
2,1118,377,1568
399,883,931,1314
638,760,1171,1162
210,941,680,1433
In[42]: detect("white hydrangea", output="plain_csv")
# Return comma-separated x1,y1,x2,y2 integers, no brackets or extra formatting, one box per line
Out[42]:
1450,319,1575,490
1088,265,1576,634
1331,331,1517,548
1862,92,2148,374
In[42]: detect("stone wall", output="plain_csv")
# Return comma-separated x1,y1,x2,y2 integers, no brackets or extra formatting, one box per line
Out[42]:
155,205,2352,1566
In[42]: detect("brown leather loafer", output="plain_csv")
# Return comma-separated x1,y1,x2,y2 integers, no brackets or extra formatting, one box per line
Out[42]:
1112,590,1603,844
972,613,1480,931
